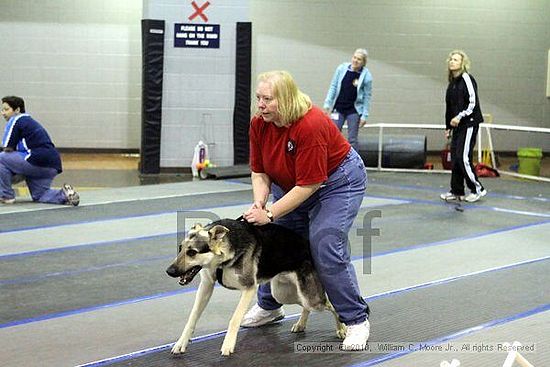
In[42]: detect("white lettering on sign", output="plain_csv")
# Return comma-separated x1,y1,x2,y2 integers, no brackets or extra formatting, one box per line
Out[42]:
174,23,220,48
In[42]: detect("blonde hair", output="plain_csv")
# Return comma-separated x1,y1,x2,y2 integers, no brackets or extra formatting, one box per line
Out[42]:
256,70,311,126
447,49,471,82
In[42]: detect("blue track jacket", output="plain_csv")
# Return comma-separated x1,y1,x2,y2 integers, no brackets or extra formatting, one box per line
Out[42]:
2,113,62,172
324,62,373,121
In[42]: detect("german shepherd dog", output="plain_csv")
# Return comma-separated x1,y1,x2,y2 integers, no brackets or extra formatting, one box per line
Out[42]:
166,218,346,356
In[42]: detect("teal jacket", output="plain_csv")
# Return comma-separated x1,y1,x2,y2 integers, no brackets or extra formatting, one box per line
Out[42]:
323,62,372,121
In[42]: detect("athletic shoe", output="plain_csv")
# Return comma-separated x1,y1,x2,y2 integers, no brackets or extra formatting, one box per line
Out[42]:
342,319,370,351
439,192,464,201
0,197,15,204
241,304,285,328
464,189,487,203
62,184,80,206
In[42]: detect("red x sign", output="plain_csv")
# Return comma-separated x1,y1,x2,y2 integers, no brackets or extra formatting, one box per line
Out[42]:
188,1,210,22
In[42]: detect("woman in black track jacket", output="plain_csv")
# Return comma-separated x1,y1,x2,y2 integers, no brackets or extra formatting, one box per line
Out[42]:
440,50,487,203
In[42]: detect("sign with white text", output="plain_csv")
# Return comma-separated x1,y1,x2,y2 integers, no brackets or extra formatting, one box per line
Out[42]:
174,23,220,48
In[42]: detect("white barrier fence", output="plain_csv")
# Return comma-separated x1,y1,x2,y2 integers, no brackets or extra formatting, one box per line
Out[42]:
362,123,550,183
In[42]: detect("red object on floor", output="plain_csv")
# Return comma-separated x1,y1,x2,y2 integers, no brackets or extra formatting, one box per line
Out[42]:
441,149,452,170
475,163,500,177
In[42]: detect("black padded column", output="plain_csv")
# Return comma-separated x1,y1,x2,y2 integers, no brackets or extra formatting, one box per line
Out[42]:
140,19,165,174
233,22,252,165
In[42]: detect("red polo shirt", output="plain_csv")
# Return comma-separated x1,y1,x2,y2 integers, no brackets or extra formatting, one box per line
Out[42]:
249,106,351,192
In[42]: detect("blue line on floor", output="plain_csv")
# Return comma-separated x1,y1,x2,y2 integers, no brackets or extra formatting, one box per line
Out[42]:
2,217,548,294
1,220,549,328
2,185,548,236
351,219,550,261
0,287,189,329
348,303,550,367
73,256,550,367
2,195,549,260
368,181,550,203
365,192,550,218
0,232,176,259
0,254,172,286
0,198,252,234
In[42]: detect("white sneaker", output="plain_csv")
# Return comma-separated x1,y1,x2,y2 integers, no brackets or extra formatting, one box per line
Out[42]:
464,189,487,203
341,319,370,351
440,192,464,201
0,197,15,204
241,304,285,328
62,184,80,206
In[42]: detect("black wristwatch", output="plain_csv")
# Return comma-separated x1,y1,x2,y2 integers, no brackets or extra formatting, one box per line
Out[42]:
266,209,274,222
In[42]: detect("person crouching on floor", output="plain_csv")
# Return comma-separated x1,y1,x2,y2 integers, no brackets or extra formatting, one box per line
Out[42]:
0,96,79,205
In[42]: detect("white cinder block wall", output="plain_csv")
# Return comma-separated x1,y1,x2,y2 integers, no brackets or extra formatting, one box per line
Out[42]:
251,0,550,152
0,0,142,149
1,1,548,167
144,0,249,168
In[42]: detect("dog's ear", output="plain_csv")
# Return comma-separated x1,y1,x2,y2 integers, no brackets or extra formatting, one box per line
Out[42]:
192,223,203,231
208,225,229,256
208,225,229,241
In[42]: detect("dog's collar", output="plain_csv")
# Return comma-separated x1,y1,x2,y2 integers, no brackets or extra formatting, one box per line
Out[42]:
215,268,227,288
219,259,232,267
215,252,244,289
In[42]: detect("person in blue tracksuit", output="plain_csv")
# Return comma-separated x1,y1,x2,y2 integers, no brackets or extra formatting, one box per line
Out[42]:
0,96,79,205
440,50,487,203
324,48,373,153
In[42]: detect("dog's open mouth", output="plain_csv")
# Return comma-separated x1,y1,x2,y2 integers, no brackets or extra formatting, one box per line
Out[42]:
179,266,202,286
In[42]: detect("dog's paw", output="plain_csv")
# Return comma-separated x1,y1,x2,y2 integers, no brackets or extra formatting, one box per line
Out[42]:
171,338,189,354
291,322,306,333
336,324,347,340
220,343,235,356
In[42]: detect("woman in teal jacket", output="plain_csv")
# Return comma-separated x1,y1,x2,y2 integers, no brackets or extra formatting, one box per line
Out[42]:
324,48,372,152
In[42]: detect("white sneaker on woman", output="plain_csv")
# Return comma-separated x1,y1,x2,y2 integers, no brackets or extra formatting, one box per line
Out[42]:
341,319,370,351
440,192,464,201
0,197,15,204
464,189,487,203
240,304,285,328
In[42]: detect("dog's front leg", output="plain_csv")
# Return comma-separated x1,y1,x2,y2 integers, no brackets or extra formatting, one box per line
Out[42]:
171,269,215,354
220,286,257,356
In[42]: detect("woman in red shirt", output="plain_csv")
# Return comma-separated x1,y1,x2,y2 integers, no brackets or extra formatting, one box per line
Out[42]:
242,71,370,350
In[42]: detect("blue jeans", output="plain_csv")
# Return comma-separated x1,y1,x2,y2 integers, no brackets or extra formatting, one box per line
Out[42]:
0,152,67,204
257,149,369,325
332,112,360,153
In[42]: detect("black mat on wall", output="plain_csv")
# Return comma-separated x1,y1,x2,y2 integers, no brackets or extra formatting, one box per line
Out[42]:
140,19,165,174
233,22,252,165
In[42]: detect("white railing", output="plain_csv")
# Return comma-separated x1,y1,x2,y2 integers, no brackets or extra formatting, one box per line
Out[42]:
361,122,550,182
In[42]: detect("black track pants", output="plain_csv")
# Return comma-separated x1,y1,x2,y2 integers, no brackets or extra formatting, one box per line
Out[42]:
450,125,484,195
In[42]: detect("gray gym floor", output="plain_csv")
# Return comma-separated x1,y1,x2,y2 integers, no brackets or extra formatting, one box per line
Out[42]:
1,171,548,367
